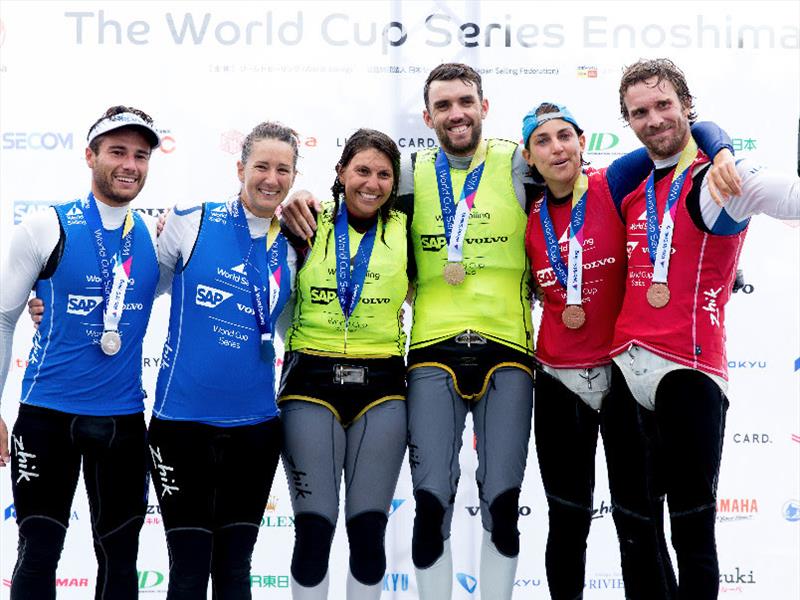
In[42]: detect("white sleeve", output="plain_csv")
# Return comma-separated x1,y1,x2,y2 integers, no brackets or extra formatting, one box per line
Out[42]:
0,209,60,399
156,204,202,296
701,159,800,230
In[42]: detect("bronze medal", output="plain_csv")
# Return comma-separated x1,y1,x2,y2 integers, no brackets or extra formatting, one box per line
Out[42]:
647,282,670,308
562,305,586,330
443,262,466,286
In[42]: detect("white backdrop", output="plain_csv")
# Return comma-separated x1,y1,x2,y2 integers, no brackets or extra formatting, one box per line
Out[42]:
1,1,798,598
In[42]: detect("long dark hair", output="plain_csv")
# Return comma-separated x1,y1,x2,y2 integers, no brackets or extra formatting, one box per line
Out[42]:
330,128,401,229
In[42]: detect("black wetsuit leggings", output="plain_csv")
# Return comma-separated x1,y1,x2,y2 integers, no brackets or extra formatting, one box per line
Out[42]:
10,404,148,600
147,416,282,600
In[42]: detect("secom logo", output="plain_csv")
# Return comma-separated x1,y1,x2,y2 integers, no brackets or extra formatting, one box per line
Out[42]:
782,500,800,522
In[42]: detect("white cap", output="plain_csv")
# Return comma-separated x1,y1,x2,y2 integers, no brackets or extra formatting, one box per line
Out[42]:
87,111,160,149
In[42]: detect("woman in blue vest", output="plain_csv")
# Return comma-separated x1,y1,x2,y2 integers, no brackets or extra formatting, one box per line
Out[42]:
149,122,297,599
278,129,408,600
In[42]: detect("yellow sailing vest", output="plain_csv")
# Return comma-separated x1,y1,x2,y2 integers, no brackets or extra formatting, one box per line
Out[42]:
410,139,533,354
286,202,408,357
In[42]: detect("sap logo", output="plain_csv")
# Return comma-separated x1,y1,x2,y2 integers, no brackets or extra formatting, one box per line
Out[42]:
719,567,755,584
782,500,800,522
466,505,531,517
388,498,406,517
361,297,390,305
66,295,103,316
727,360,767,369
196,284,233,308
13,201,51,224
732,432,771,444
456,573,477,593
514,577,543,587
420,234,446,251
2,132,74,150
137,570,165,589
586,132,620,153
383,572,410,592
56,578,89,587
310,287,338,305
3,504,15,521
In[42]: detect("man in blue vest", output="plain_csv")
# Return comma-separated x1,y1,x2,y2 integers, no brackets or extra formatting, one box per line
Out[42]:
0,106,161,600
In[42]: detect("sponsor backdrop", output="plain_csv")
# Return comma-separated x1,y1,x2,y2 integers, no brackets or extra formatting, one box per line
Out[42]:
1,1,798,598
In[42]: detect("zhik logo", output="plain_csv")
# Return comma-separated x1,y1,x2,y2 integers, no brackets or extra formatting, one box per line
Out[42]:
66,295,103,316
456,573,477,593
196,284,233,308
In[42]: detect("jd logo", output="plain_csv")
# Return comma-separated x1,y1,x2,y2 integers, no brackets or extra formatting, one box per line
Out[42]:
310,287,338,305
456,573,477,593
420,234,446,251
66,295,103,316
195,284,233,308
137,570,165,589
587,132,619,152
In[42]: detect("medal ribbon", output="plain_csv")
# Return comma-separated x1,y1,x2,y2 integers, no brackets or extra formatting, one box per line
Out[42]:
645,136,699,284
229,200,290,346
82,193,135,335
539,172,589,305
434,141,487,262
333,200,378,329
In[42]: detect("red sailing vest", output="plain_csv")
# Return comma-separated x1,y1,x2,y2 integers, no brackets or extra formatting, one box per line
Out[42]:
611,153,747,379
525,168,628,368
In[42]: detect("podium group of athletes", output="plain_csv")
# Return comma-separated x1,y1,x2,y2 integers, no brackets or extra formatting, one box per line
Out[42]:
0,58,798,600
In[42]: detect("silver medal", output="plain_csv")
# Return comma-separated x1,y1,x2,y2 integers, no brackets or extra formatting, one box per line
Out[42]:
100,330,122,356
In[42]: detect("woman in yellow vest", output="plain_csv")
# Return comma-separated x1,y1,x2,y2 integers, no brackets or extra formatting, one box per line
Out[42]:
278,128,408,600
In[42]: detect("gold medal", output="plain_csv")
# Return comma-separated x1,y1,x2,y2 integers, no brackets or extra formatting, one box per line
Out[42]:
443,262,466,286
100,330,122,356
561,305,586,330
647,282,670,308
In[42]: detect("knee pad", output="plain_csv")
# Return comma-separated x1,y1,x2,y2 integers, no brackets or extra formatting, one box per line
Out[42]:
165,528,213,593
346,511,388,585
412,490,447,569
15,517,67,575
292,513,335,587
488,488,521,557
211,524,259,584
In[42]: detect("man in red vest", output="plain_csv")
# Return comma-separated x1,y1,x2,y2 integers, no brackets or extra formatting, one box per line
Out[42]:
602,58,799,600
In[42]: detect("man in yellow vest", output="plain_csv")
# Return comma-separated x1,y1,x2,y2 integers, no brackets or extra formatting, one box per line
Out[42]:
281,63,534,600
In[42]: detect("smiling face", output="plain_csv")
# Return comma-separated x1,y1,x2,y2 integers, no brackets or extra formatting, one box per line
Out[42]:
623,77,692,160
237,138,296,218
86,128,152,206
338,148,395,220
522,119,585,196
423,78,488,157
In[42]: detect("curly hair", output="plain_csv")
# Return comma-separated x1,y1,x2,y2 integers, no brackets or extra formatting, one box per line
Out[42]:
619,58,697,123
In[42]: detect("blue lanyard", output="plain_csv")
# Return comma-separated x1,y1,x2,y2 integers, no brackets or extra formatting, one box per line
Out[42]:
333,201,377,325
538,185,588,290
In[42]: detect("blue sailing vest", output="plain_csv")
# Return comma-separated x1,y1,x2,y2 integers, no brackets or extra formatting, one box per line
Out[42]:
154,201,292,425
21,198,158,415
